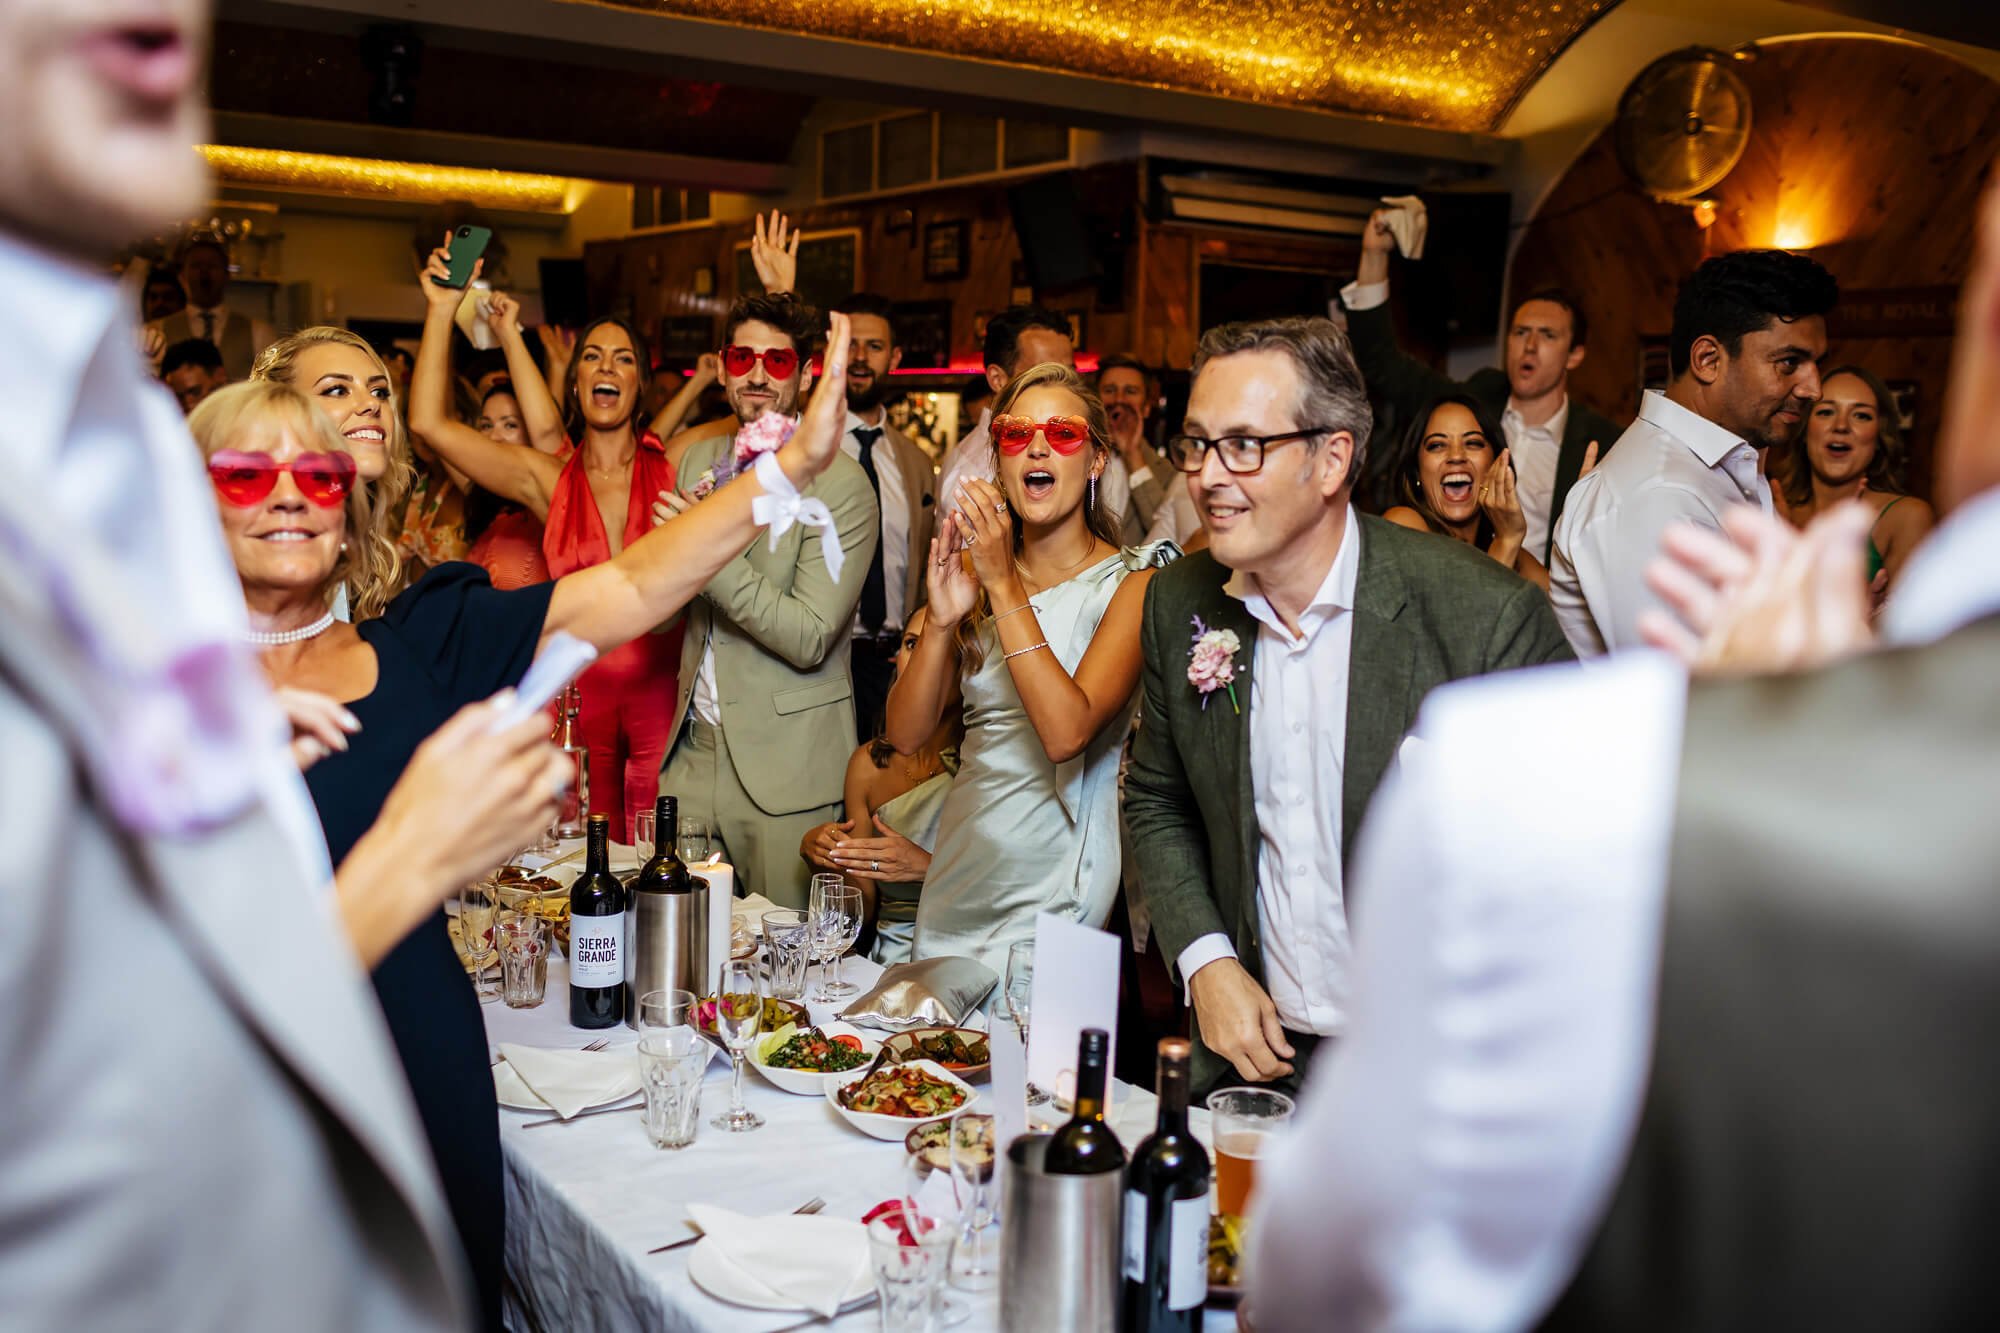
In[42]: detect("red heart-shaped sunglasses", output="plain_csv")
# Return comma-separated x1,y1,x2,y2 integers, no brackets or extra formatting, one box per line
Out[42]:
208,449,358,508
992,414,1091,456
720,344,800,380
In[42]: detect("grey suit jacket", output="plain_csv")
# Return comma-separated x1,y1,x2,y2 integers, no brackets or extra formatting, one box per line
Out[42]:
0,545,467,1326
668,431,881,814
1124,515,1573,1086
1543,615,2000,1332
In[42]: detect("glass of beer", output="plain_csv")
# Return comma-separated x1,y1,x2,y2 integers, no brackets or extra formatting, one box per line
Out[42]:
1206,1087,1295,1217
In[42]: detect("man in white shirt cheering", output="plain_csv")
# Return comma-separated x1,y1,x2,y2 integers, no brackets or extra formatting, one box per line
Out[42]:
1122,315,1571,1093
1549,249,1837,654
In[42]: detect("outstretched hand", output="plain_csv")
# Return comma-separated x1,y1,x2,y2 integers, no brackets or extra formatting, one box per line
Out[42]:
771,310,851,488
1638,502,1876,675
751,211,800,295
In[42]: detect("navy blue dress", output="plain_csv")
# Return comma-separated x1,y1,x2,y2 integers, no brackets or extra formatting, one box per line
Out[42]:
305,563,556,1330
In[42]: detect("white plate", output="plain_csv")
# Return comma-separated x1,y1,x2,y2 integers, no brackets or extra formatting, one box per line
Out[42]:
826,1059,977,1140
491,1055,641,1113
748,1022,882,1097
686,1236,874,1312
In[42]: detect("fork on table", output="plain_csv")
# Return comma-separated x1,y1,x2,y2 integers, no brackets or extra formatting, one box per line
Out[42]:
491,1037,609,1067
646,1196,826,1255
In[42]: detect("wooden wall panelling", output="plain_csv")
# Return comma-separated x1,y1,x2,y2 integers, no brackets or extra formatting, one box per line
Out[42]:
1510,36,2000,500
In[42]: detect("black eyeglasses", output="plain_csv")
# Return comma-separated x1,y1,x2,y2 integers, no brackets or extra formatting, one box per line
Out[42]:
1166,428,1332,475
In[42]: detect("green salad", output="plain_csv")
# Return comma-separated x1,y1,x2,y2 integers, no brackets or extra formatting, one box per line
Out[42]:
758,1025,870,1072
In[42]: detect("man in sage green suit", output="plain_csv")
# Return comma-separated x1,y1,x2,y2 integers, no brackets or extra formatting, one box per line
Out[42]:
1124,316,1572,1095
660,294,880,908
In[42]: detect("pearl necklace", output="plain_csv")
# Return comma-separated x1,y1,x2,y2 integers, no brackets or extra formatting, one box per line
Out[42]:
244,610,336,647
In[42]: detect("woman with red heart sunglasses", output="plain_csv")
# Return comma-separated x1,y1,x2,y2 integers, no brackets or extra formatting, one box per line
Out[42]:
880,363,1181,977
187,315,858,1326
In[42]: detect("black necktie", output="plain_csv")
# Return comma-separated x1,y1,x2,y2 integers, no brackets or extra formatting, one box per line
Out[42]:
852,427,888,633
199,310,215,343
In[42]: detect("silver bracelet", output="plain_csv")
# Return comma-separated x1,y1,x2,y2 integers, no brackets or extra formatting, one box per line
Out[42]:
994,604,1036,625
1003,641,1050,661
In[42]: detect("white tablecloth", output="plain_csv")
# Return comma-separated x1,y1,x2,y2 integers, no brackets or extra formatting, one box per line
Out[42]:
485,955,1238,1331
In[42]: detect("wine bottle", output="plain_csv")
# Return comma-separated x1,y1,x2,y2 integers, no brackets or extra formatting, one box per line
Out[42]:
631,795,688,896
553,684,589,839
568,813,625,1028
1044,1028,1125,1175
1121,1038,1209,1332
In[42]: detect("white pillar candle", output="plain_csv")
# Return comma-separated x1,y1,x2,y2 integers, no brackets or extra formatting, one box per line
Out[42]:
695,856,734,995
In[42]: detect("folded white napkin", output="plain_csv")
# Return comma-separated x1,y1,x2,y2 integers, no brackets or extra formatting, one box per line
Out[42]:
1379,193,1429,259
687,1203,869,1318
732,891,780,934
495,1044,640,1119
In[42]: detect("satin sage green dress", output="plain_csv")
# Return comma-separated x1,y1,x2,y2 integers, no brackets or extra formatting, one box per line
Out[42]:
911,542,1178,977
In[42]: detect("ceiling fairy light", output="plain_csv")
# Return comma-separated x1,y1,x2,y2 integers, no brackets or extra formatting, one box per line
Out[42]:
596,0,1611,130
198,146,589,213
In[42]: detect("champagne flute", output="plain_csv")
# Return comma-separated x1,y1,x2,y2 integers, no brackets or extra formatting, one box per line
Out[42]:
457,878,499,1000
1004,941,1049,1106
945,1111,998,1292
710,960,765,1133
631,808,655,865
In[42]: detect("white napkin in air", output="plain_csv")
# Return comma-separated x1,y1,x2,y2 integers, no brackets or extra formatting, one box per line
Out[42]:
1379,194,1429,259
495,1044,641,1119
686,1204,870,1318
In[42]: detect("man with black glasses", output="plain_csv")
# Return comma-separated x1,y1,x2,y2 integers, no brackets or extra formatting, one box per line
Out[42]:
1123,317,1571,1093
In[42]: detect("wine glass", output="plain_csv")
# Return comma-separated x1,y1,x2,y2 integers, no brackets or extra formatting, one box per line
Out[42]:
631,808,656,865
710,960,765,1133
809,876,863,1002
1004,941,1049,1106
677,814,713,865
457,879,499,1000
945,1112,999,1292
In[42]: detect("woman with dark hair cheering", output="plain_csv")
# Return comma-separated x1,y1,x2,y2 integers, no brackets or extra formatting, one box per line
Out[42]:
407,240,682,840
1383,391,1549,590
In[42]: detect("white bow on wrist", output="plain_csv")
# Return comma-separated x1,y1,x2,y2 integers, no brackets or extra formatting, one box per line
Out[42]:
750,449,846,581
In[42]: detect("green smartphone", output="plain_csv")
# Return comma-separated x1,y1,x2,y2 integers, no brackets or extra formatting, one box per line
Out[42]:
437,224,492,289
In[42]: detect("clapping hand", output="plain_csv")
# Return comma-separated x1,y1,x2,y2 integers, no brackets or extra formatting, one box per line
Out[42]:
1639,502,1876,675
1479,448,1527,545
751,211,799,295
923,528,979,629
951,478,1020,597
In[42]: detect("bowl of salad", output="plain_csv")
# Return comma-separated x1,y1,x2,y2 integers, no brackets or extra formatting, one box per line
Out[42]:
881,1026,991,1083
747,1021,880,1096
827,1058,976,1140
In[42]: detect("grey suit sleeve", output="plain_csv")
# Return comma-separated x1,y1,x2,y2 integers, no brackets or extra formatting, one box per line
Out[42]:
1121,580,1230,973
1487,577,1578,671
701,461,881,670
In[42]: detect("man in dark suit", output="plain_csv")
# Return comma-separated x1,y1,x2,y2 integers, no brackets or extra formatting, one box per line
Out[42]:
1342,208,1618,566
1123,315,1572,1094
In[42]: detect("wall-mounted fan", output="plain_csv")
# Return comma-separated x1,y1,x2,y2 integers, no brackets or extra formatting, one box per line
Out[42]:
1614,47,1753,201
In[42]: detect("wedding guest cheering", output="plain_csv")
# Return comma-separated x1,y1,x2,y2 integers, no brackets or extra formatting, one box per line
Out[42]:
1550,249,1837,654
190,318,857,1327
406,244,682,840
1123,317,1571,1095
1775,364,1934,594
0,1,563,1324
937,304,1076,501
651,292,880,907
800,608,964,963
889,364,1177,977
1382,392,1549,589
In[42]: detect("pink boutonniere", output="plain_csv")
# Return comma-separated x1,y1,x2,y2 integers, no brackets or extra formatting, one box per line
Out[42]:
1187,616,1241,714
731,410,795,466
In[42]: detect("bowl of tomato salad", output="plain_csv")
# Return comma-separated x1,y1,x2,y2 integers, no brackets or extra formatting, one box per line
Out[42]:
747,1022,881,1096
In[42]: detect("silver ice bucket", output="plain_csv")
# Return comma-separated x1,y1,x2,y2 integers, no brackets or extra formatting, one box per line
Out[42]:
998,1134,1123,1332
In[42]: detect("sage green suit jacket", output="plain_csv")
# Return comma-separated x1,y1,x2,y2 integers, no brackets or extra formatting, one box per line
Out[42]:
665,432,881,815
1124,514,1573,1086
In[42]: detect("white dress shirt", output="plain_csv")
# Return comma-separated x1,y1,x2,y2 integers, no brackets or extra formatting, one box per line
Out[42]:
1550,390,1771,656
937,406,994,503
1175,511,1360,1036
1342,278,1571,559
1135,462,1203,547
843,409,909,634
1246,489,2000,1331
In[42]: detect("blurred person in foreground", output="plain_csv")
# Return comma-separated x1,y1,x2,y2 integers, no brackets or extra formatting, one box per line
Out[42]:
1549,249,1837,655
0,2,567,1326
1248,170,2000,1333
1123,317,1570,1097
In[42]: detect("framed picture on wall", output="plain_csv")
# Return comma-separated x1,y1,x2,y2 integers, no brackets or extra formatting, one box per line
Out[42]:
658,315,715,363
892,299,953,370
924,220,968,281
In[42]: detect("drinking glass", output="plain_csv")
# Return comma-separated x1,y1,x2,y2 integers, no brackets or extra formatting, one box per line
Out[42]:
637,989,704,1149
631,808,656,865
710,961,765,1132
457,879,499,1000
761,909,812,1001
496,915,549,1008
809,876,863,1002
677,814,713,865
945,1112,998,1292
867,1214,954,1333
1206,1086,1296,1217
1003,941,1049,1106
899,1154,971,1327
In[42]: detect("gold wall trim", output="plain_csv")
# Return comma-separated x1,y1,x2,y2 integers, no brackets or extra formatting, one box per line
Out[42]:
198,145,589,213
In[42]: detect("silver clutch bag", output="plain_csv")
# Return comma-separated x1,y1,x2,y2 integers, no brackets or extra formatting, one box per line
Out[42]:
838,956,997,1030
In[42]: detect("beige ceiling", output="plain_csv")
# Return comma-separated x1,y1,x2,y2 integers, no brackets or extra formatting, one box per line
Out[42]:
588,0,1620,132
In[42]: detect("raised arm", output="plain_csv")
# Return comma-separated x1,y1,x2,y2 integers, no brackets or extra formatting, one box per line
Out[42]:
1343,210,1455,417
406,240,564,517
486,291,566,455
540,314,860,657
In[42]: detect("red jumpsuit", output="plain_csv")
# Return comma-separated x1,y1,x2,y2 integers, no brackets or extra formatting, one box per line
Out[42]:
542,431,684,842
